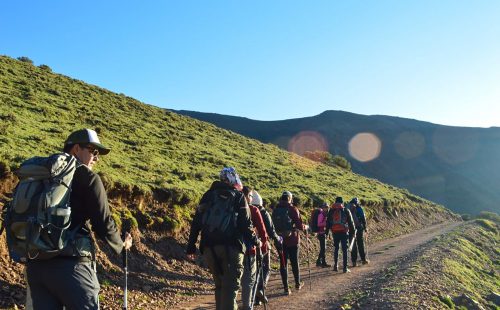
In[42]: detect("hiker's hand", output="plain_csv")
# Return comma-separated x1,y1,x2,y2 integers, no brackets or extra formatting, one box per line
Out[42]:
277,236,283,244
256,239,263,249
123,233,133,250
186,253,196,261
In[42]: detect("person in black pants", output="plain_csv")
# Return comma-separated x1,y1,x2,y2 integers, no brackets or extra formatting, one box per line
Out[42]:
348,197,369,266
273,191,307,295
26,129,133,310
316,202,330,267
327,197,355,273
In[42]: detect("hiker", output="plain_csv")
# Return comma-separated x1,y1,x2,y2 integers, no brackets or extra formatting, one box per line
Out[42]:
348,197,369,266
272,191,307,295
250,190,282,305
326,196,355,273
241,186,268,310
186,167,259,310
24,129,133,309
314,202,330,267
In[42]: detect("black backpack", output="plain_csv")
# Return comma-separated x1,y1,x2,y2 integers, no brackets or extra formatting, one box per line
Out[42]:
272,206,293,236
2,153,79,263
201,189,238,241
309,208,321,233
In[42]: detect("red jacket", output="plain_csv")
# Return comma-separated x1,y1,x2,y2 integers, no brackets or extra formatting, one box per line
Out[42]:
276,201,306,247
247,204,269,255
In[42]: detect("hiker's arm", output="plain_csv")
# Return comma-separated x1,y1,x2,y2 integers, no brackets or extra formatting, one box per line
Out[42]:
291,207,305,231
359,206,367,230
346,209,356,234
263,210,280,242
237,196,258,246
86,173,124,255
186,192,211,255
326,209,332,231
252,207,268,244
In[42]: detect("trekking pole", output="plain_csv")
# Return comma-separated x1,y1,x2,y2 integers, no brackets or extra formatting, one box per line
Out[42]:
122,220,130,310
259,248,267,310
123,245,128,310
306,231,311,291
250,248,262,310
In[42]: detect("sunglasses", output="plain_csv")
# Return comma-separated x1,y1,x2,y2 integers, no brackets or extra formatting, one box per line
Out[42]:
82,145,99,157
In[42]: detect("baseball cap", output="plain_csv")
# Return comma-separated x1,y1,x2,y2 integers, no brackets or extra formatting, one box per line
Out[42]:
65,129,111,155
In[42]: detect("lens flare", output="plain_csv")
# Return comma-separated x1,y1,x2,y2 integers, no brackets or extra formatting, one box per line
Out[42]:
432,128,478,165
348,133,382,162
287,131,328,156
394,131,426,159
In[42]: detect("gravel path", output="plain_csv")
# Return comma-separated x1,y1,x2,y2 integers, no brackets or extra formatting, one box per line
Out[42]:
179,221,462,310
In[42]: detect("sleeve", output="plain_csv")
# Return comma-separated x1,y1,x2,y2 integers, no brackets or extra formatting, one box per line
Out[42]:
262,210,280,242
290,206,305,231
237,194,258,246
86,173,124,255
251,207,268,244
358,206,367,229
186,191,212,254
326,209,332,231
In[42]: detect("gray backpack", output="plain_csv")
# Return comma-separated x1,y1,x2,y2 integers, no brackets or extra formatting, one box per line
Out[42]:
3,153,78,263
201,189,238,241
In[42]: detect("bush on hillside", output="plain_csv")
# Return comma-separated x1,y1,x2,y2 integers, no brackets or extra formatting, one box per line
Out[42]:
17,56,33,64
39,64,52,72
476,211,500,224
303,151,351,170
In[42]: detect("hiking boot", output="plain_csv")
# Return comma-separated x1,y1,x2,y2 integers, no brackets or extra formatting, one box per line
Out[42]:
316,260,322,267
352,261,357,267
362,259,370,265
343,268,351,273
333,265,338,272
295,282,304,290
321,262,331,268
284,289,291,296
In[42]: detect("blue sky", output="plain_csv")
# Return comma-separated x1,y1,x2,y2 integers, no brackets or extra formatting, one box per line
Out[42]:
1,1,499,127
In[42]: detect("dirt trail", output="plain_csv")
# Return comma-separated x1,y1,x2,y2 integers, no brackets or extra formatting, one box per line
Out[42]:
178,221,462,310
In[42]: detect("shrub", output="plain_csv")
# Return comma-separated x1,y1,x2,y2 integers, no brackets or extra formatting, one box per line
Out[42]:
17,56,33,64
39,64,52,72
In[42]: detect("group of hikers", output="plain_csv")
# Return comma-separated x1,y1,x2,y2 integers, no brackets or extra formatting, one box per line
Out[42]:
186,166,369,310
1,128,368,310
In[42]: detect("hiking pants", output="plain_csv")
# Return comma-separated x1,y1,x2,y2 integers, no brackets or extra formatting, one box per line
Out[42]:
351,228,367,263
279,245,300,290
26,258,100,310
317,233,327,264
258,250,271,291
333,232,348,270
203,245,244,310
240,254,256,309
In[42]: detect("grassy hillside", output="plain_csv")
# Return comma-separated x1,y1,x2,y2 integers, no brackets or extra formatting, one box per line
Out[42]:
0,55,460,309
343,214,499,309
176,110,500,215
0,55,452,225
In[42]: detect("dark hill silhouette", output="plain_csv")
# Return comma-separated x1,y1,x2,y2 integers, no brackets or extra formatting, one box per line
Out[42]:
175,110,500,215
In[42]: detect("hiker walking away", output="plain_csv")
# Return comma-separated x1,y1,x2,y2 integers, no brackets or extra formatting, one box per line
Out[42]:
272,191,308,295
314,202,330,267
250,190,282,305
240,186,268,310
326,197,355,273
186,167,259,310
24,129,133,309
348,197,369,266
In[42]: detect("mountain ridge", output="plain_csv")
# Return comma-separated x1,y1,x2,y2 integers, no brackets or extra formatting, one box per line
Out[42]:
176,109,500,215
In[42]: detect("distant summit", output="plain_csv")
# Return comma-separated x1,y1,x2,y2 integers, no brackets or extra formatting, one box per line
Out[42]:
176,109,500,215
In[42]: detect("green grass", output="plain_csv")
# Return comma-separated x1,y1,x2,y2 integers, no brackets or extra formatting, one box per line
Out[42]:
0,55,451,231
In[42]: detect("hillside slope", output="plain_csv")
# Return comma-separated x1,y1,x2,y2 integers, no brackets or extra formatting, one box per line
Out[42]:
0,55,458,309
176,110,500,215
